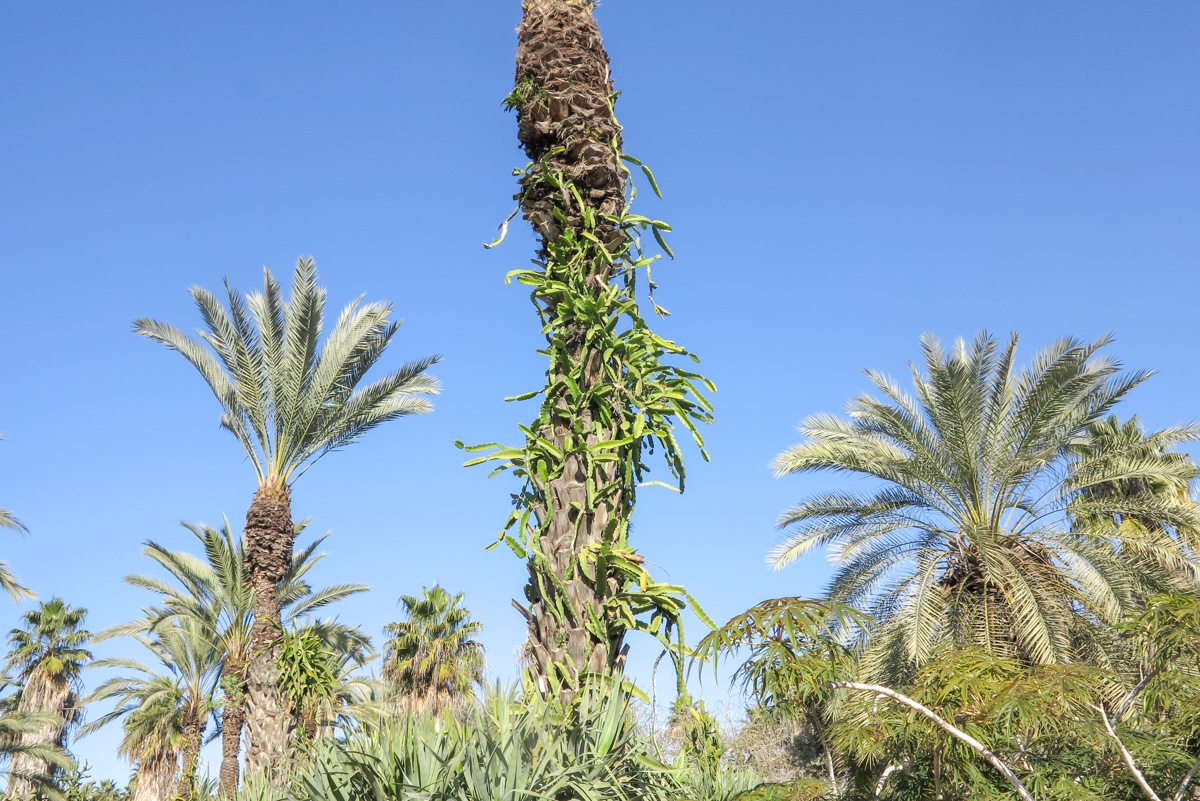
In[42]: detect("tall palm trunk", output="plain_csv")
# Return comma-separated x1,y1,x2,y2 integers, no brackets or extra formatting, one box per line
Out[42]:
179,706,204,801
6,670,69,800
243,484,295,776
132,752,179,801
513,0,631,692
218,659,247,798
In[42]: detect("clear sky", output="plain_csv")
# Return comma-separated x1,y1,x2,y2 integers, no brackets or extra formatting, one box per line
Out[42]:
2,0,1198,785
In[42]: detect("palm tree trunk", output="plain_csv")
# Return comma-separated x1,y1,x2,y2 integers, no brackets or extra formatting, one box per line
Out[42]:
243,483,295,777
218,661,247,798
179,706,204,801
514,0,631,698
132,752,180,801
5,670,69,800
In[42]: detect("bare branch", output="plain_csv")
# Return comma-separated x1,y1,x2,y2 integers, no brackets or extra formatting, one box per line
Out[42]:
1094,703,1162,801
827,680,1035,801
1171,751,1200,801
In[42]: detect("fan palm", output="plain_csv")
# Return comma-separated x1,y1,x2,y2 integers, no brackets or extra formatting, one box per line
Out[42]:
0,435,34,602
382,586,485,715
0,711,76,800
115,520,368,796
771,332,1200,670
3,599,92,799
84,620,220,801
134,257,439,774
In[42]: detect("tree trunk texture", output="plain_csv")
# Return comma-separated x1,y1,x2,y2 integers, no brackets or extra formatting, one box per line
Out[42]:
218,660,246,798
242,484,295,778
132,752,180,801
514,0,632,696
178,706,204,801
5,669,69,800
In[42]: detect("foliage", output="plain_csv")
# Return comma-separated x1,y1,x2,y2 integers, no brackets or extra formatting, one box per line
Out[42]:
700,590,1200,800
59,765,131,801
83,617,220,796
277,625,341,746
133,257,441,489
234,683,766,801
669,697,759,801
0,710,78,800
6,599,93,689
118,520,370,687
463,113,715,688
0,434,34,602
771,332,1200,669
380,586,484,715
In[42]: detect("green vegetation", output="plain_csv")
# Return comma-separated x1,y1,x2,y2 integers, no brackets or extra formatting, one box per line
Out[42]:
381,586,485,715
0,434,34,602
2,4,1197,801
133,258,439,777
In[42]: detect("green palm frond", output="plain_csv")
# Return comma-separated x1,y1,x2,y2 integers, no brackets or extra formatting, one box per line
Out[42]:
6,598,92,684
382,586,485,713
135,257,440,488
0,435,34,602
772,332,1198,674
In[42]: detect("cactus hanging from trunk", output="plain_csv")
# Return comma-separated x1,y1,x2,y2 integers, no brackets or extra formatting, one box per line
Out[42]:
468,0,714,699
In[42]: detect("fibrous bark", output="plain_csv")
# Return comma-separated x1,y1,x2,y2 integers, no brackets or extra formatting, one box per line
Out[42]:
218,660,246,798
179,705,204,801
516,0,626,256
5,670,69,800
243,484,295,777
513,0,630,692
132,751,180,801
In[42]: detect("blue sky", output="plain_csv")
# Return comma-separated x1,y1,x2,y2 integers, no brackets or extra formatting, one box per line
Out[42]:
2,0,1199,784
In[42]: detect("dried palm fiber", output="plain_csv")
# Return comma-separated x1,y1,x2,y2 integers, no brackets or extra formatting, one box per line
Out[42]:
5,669,70,800
132,751,181,801
516,0,626,256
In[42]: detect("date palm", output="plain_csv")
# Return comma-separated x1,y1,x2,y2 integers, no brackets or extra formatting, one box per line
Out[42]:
772,333,1200,670
382,586,484,715
118,520,368,796
134,257,439,775
84,619,219,801
1070,414,1200,539
0,435,33,602
3,599,92,800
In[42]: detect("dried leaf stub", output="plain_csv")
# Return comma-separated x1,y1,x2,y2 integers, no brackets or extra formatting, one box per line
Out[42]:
514,0,626,253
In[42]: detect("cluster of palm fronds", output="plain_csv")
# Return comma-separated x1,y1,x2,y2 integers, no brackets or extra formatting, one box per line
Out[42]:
695,332,1200,800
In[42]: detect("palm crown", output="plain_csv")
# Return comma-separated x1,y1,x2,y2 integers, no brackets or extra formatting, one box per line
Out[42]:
382,586,484,713
133,257,440,488
134,257,438,775
772,332,1200,668
6,599,92,686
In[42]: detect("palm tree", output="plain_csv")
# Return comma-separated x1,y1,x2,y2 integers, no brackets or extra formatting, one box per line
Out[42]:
84,620,219,801
117,520,369,796
1070,414,1200,539
0,434,34,602
382,586,484,715
501,0,718,697
0,710,76,799
134,257,439,774
771,333,1200,671
3,599,92,799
